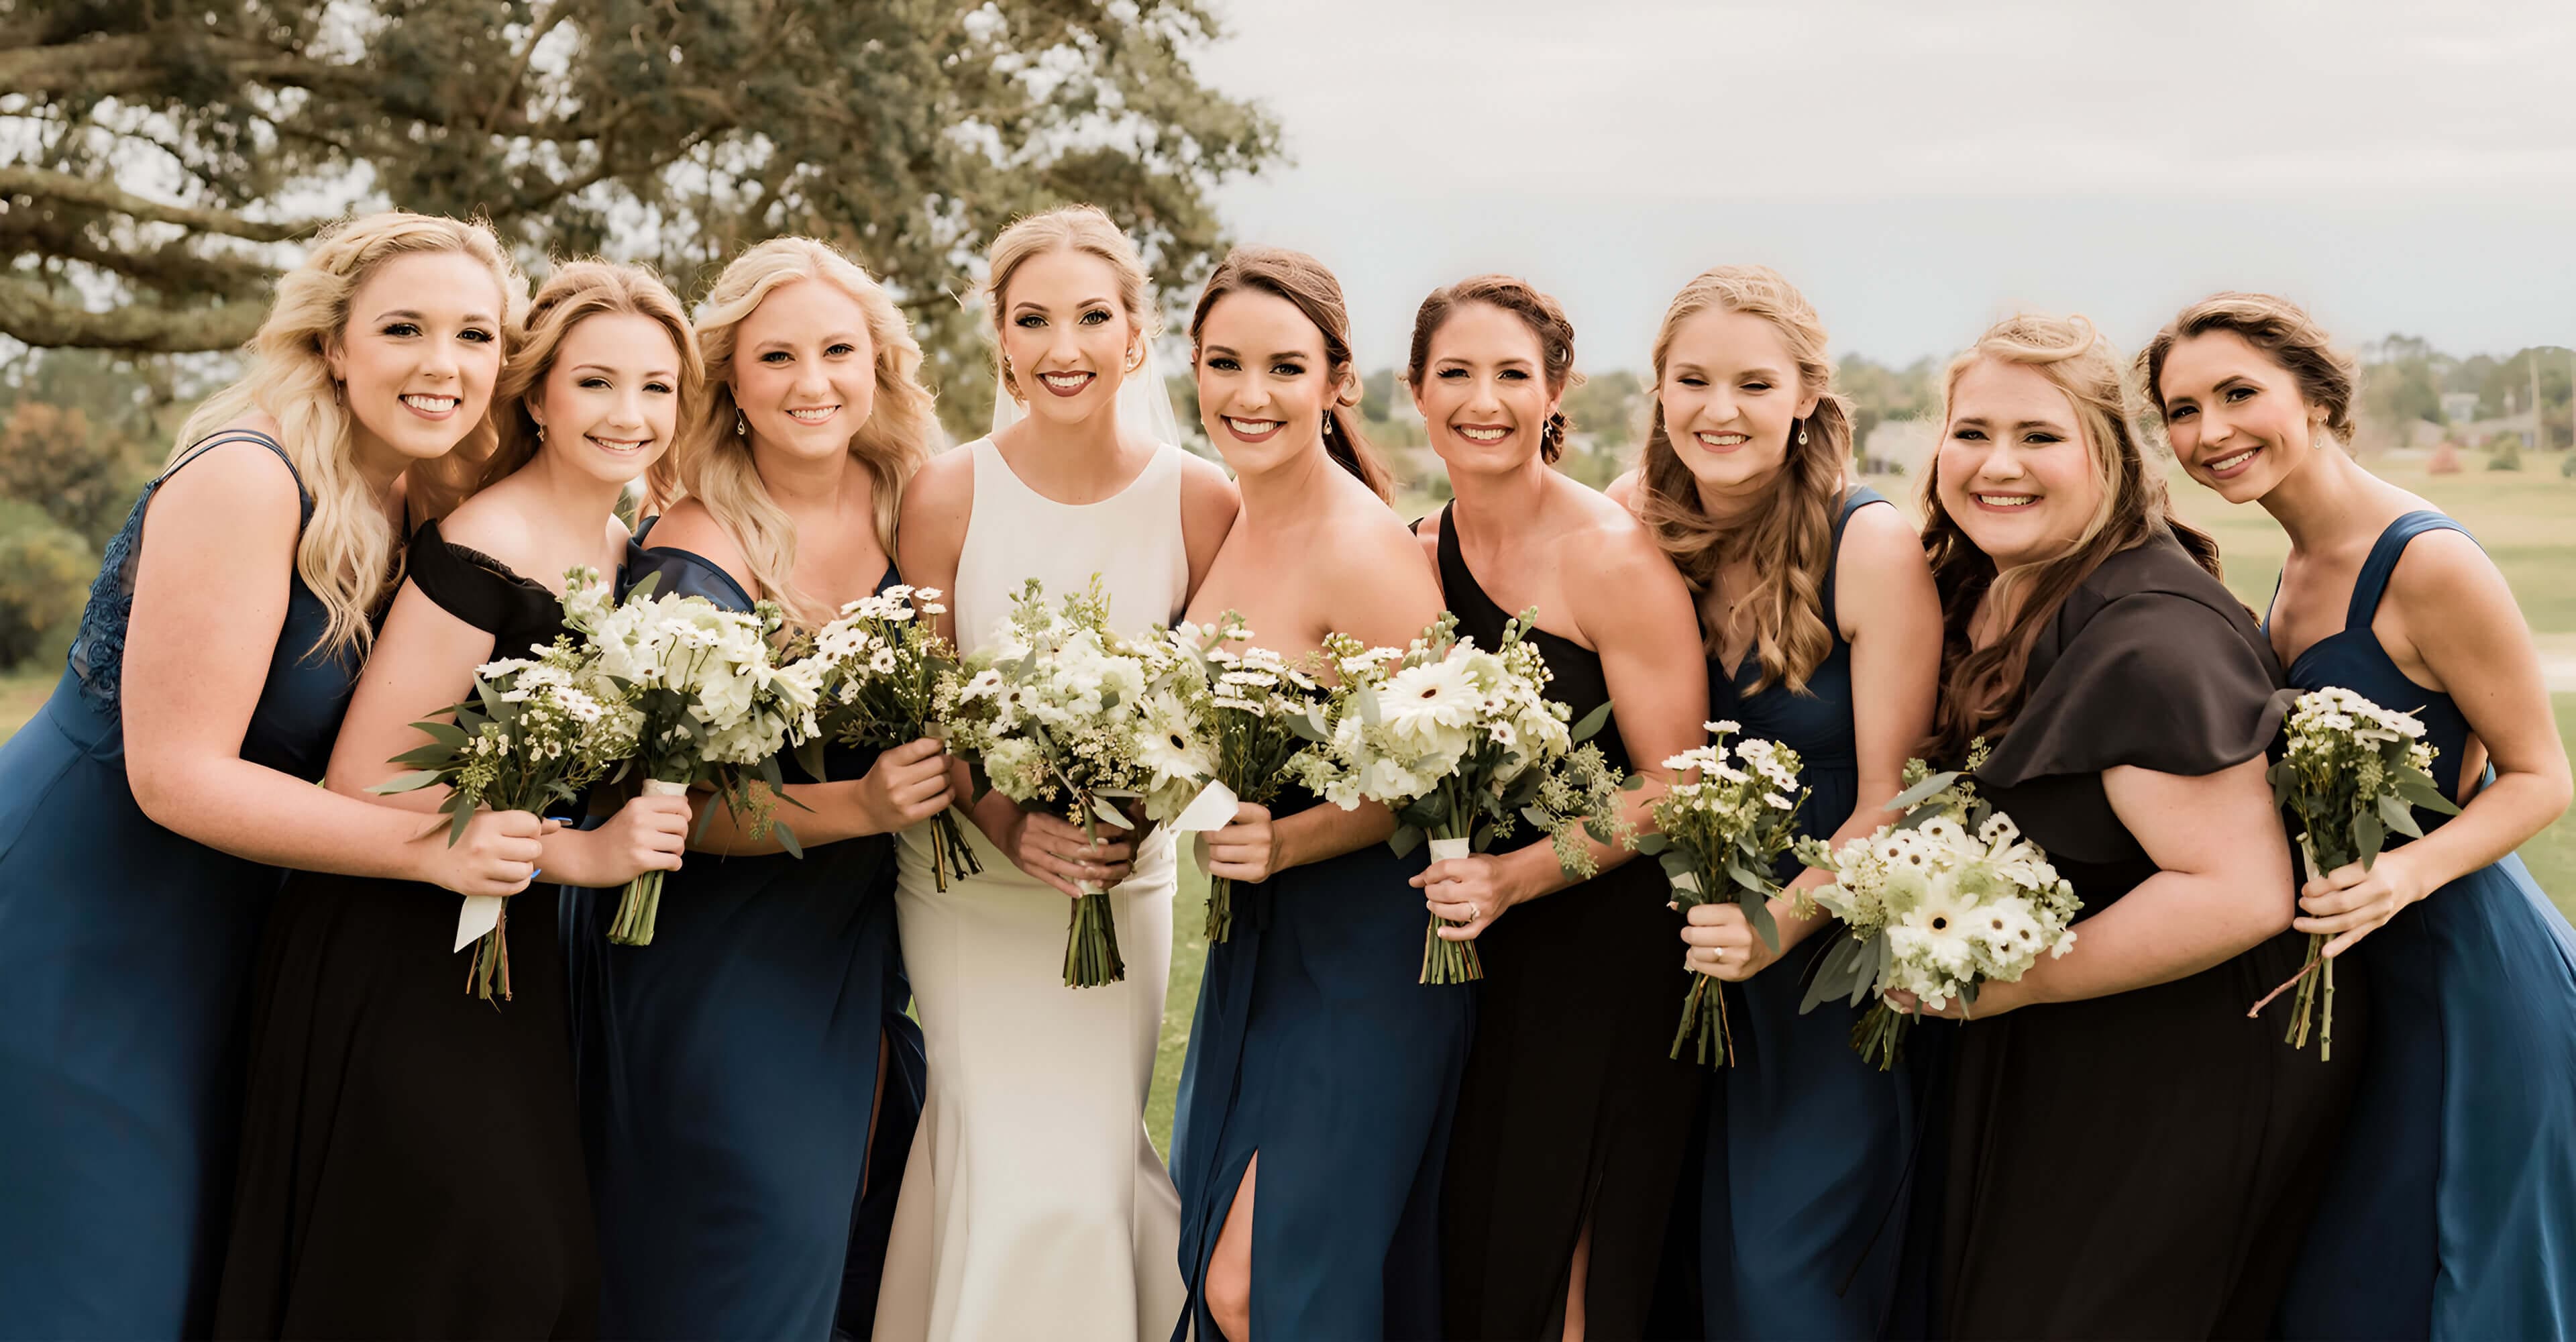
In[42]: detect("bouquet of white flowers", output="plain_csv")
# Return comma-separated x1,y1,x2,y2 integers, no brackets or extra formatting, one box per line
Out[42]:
564,570,824,946
376,602,645,1000
1150,614,1324,941
1639,721,1810,1067
945,576,1173,988
1794,745,2082,1070
2249,686,2457,1057
797,583,981,890
1289,611,1635,984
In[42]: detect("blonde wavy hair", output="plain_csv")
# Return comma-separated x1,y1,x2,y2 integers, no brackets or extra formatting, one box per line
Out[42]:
985,204,1160,402
643,238,934,626
1633,265,1854,692
484,260,704,494
173,211,526,658
1919,313,2224,762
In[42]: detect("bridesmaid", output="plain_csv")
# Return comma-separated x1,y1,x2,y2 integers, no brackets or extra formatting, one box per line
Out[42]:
214,262,701,1338
2143,293,2576,1341
571,236,951,1340
1406,275,1708,1341
1167,247,1474,1341
1904,312,2359,1336
0,213,549,1338
876,205,1238,1342
1611,265,1942,1337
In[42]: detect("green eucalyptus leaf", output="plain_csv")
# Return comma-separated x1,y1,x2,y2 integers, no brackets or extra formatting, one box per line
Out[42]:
1568,699,1613,743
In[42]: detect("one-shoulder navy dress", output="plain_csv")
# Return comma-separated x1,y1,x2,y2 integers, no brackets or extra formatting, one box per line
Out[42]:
2271,512,2576,1341
1429,505,1701,1340
566,529,925,1341
1167,784,1474,1341
0,431,358,1338
1670,486,1919,1339
215,521,598,1339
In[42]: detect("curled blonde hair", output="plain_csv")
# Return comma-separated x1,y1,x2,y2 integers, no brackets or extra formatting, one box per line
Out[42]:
484,260,704,495
985,204,1159,401
1919,313,2223,762
645,237,936,625
1634,265,1852,692
174,211,527,659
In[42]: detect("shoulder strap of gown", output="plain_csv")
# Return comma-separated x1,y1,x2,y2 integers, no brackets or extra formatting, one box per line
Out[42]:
164,429,314,525
1821,484,1892,635
2346,511,2472,631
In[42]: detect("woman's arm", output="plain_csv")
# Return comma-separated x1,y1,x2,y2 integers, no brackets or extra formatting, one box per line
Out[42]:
119,440,543,897
1415,521,1708,941
1927,756,2294,1016
1684,503,1943,979
325,561,684,893
1176,454,1242,605
2298,530,2573,958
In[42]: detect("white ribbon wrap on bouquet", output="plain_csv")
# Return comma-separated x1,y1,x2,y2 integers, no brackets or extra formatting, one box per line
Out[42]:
454,893,502,953
1670,870,1703,895
1077,779,1238,896
642,778,692,800
1428,836,1473,864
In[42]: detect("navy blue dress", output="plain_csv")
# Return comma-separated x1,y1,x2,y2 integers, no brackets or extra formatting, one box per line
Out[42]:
0,431,358,1339
1167,789,1474,1341
567,532,926,1341
1680,487,1919,1339
2271,512,2576,1341
215,523,599,1339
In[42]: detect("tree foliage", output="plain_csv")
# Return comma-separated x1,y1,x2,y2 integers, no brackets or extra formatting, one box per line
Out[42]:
1,0,1281,434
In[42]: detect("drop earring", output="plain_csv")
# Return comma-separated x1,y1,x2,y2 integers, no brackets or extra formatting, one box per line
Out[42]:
536,424,547,443
735,411,749,438
1798,419,1809,447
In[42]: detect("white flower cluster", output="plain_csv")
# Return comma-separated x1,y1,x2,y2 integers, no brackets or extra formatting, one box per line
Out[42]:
1808,804,2080,1013
1289,616,1572,817
2282,685,2434,776
565,570,822,771
805,584,952,737
945,577,1165,819
1660,720,1805,819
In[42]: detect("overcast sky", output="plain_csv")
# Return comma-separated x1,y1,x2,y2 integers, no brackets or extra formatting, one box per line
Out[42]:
1189,0,2576,372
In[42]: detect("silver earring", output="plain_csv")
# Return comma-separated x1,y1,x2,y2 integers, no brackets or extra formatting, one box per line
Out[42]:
536,424,547,443
735,411,748,438
1798,419,1809,447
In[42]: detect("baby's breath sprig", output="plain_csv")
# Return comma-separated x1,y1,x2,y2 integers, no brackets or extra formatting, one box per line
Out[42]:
1640,721,1811,1067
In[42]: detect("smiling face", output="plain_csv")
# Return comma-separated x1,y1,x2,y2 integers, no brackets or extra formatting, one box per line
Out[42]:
327,250,508,465
731,276,877,466
2157,327,2324,505
996,248,1138,427
1658,305,1822,499
1935,358,2105,569
525,311,682,485
1413,300,1558,475
1195,288,1339,476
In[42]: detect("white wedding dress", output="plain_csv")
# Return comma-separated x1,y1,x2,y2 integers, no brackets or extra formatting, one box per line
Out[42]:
874,435,1189,1342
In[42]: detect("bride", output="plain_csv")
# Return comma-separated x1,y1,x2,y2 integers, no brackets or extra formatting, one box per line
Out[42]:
875,204,1238,1341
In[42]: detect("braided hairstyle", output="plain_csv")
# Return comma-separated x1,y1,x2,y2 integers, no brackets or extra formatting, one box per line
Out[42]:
1405,274,1582,462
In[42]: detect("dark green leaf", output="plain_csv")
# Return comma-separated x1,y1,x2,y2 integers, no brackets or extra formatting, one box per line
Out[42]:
1568,699,1613,743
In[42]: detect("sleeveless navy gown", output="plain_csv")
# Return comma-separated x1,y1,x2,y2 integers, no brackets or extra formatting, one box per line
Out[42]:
0,431,359,1338
2271,511,2576,1341
566,531,925,1341
1167,788,1474,1341
1665,486,1919,1339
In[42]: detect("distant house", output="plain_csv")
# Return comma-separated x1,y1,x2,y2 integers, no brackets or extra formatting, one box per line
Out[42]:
2440,391,2481,424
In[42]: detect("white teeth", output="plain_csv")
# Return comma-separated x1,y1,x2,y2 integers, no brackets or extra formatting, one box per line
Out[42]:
1696,432,1750,447
590,435,648,453
786,407,837,423
1456,426,1507,442
1040,372,1090,389
2208,448,2258,472
1224,417,1281,435
1975,493,2038,508
401,394,458,412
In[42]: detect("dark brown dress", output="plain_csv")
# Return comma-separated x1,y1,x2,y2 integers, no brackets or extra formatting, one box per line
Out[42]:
1430,507,1703,1339
1932,533,2363,1339
214,523,597,1340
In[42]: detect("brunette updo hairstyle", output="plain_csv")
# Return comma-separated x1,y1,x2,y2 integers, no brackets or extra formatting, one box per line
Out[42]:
2136,291,2358,446
1190,246,1392,499
1405,274,1582,463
